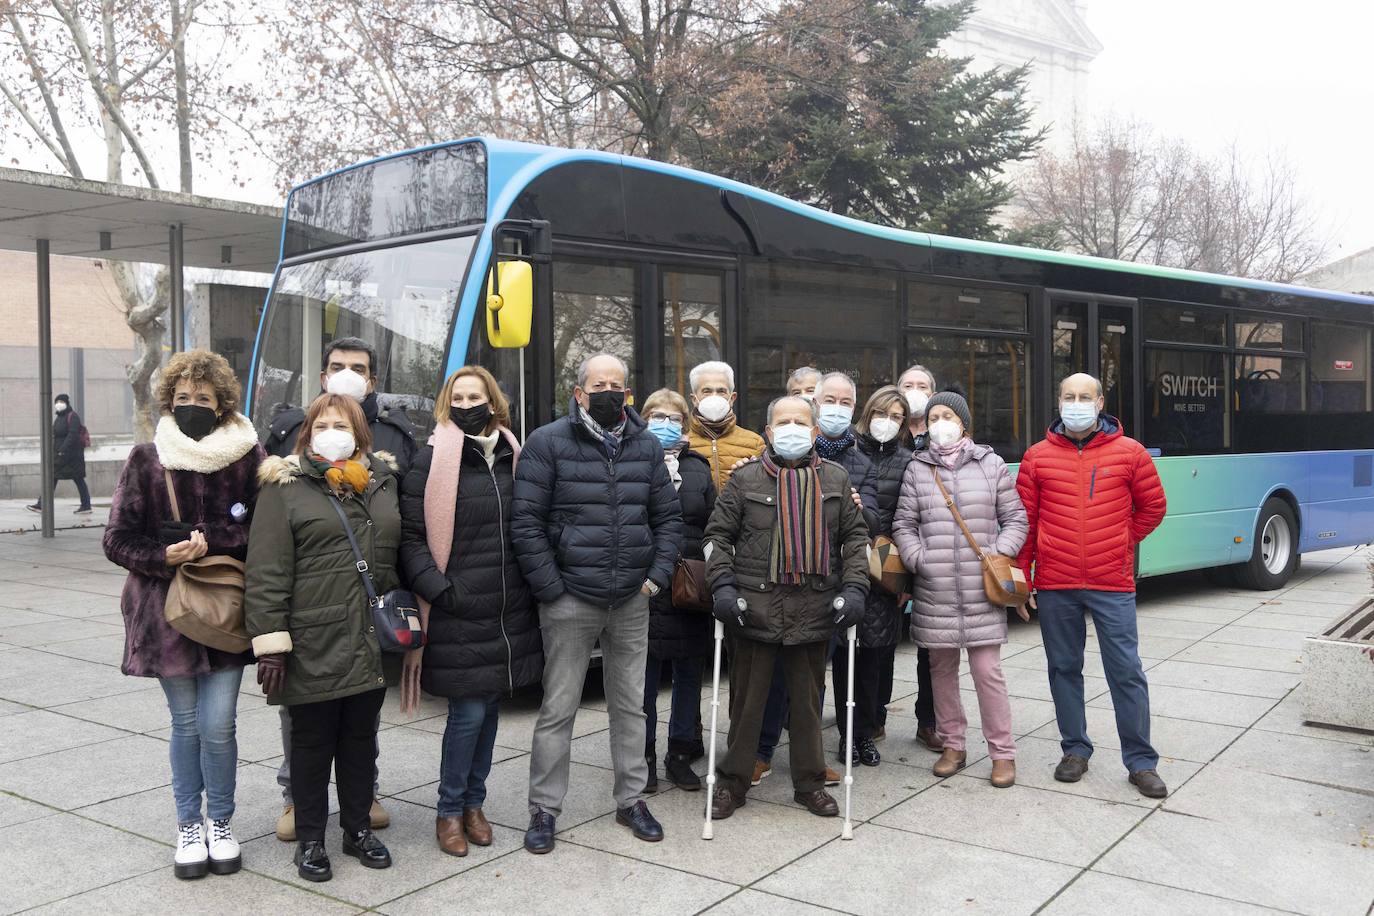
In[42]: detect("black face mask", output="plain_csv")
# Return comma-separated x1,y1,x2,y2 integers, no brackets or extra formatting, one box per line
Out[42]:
173,404,217,440
585,390,626,428
452,403,492,436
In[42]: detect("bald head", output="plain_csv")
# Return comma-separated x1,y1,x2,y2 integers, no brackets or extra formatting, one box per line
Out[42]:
1059,373,1103,400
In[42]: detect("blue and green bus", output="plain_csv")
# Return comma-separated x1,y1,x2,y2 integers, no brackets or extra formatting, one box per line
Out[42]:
247,138,1374,589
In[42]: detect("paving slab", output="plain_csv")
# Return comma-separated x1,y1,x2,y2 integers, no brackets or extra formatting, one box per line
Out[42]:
32,632,126,667
699,889,843,915
1206,623,1311,651
1250,690,1374,748
0,812,167,914
1172,640,1304,674
1164,762,1374,847
1212,728,1374,793
0,708,127,764
1041,871,1292,915
0,790,54,828
1133,603,1253,625
755,822,1077,915
1093,682,1276,728
1096,809,1374,915
25,866,363,915
47,684,174,734
0,650,147,707
1030,706,1243,764
240,798,524,909
1235,610,1333,633
874,773,1149,867
560,783,845,885
378,838,736,916
0,733,172,809
1144,660,1300,699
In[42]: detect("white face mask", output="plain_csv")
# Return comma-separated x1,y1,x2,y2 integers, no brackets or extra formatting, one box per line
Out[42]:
869,417,900,444
927,418,963,448
696,394,732,423
904,389,929,418
311,428,356,461
325,369,369,402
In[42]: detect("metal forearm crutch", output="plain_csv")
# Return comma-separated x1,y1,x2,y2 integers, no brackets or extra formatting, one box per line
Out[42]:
841,623,858,840
702,618,726,840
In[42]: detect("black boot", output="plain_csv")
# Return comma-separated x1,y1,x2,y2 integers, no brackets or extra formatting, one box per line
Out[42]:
645,754,659,793
295,840,332,882
664,752,701,791
342,828,392,869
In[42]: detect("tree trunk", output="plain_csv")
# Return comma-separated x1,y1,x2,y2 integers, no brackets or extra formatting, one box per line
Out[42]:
115,263,168,442
170,0,193,192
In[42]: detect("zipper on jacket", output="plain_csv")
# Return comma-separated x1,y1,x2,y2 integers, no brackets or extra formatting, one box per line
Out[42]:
711,438,720,487
489,462,515,696
1089,465,1098,501
606,454,620,611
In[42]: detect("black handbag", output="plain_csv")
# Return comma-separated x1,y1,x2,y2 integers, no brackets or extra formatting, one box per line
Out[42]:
327,496,425,653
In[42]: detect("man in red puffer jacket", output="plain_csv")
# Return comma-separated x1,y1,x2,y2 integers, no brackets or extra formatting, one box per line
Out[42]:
1017,373,1168,799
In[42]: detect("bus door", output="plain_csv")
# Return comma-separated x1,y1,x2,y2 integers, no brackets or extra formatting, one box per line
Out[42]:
1045,291,1140,436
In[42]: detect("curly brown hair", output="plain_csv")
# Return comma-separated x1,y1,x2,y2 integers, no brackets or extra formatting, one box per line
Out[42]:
156,349,241,424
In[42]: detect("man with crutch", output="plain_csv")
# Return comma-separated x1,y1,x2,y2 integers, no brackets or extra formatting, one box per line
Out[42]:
701,394,870,823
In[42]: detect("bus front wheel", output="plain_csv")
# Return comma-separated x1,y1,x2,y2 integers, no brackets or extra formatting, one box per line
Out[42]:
1233,498,1299,590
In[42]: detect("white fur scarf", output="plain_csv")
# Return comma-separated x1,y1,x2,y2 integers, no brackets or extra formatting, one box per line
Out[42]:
154,413,259,473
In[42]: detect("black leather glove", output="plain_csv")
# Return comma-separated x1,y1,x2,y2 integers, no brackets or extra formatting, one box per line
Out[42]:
157,520,197,546
256,654,286,698
832,585,866,630
712,585,747,627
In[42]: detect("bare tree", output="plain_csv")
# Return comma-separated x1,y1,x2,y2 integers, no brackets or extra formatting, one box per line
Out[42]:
1016,115,1325,283
0,0,245,437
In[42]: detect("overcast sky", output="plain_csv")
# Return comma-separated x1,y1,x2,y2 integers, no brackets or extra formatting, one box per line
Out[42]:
1082,0,1374,262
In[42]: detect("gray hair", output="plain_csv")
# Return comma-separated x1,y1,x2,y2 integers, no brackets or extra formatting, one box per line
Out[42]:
767,394,819,425
900,364,936,389
688,360,735,392
819,371,857,399
576,353,630,389
786,366,822,390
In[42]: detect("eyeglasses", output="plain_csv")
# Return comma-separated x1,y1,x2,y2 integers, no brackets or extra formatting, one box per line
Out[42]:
648,412,685,424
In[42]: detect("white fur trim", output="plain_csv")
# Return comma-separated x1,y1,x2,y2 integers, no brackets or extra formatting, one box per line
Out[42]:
252,632,293,656
155,413,259,473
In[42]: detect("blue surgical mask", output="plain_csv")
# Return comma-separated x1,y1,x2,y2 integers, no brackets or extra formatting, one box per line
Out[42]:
647,419,682,450
1060,402,1099,433
770,424,814,460
817,404,853,438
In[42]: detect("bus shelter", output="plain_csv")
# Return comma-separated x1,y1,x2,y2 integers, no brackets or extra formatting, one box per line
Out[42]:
0,166,282,537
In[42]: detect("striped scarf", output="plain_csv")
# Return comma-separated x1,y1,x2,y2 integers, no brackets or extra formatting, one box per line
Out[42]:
761,449,831,584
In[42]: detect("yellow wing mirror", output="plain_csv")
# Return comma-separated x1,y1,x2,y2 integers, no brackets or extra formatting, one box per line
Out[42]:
486,260,533,349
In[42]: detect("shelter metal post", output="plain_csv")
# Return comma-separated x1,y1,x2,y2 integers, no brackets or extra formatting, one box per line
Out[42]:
169,223,185,352
36,239,54,538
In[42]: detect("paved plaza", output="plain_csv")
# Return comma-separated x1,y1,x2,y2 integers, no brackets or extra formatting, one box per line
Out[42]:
0,522,1372,915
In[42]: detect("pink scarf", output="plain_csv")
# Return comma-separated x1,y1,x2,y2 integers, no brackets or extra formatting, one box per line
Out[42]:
417,421,521,617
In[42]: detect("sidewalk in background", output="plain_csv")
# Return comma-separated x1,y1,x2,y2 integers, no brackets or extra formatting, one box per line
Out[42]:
0,497,110,534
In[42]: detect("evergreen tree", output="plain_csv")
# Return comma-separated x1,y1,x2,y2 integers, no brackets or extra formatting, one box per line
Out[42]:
694,0,1044,239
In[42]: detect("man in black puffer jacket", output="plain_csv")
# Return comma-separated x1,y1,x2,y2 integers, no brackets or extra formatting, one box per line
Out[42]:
512,353,683,854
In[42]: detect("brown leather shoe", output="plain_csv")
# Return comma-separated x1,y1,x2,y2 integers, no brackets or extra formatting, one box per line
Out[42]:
463,808,493,846
711,785,745,820
436,816,468,857
794,789,839,817
1129,769,1168,799
916,725,943,752
824,767,841,786
990,759,1016,788
751,760,772,786
932,748,967,777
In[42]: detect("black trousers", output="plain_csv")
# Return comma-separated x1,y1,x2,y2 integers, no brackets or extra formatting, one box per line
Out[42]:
913,647,935,727
833,644,898,742
289,687,386,842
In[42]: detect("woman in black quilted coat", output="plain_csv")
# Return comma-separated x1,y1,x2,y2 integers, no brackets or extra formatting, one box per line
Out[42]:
639,389,716,793
399,366,542,858
847,385,914,767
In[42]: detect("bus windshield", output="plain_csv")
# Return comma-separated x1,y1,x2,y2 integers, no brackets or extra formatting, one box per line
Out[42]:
250,233,478,440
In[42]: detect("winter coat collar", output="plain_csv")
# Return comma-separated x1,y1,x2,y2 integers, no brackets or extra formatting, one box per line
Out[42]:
154,413,258,474
856,431,904,458
1045,414,1122,451
256,450,398,487
913,439,994,469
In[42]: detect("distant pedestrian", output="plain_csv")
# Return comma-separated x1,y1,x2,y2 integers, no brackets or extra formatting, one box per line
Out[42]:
1017,372,1169,799
28,393,92,514
102,349,264,879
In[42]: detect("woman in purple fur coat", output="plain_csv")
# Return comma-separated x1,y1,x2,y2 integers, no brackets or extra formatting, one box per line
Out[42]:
103,349,264,881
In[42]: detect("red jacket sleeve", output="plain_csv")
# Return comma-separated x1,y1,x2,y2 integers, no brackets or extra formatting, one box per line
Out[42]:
1128,445,1167,542
1015,450,1039,586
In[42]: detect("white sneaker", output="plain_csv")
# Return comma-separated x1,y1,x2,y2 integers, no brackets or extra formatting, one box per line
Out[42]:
174,821,209,879
207,817,241,875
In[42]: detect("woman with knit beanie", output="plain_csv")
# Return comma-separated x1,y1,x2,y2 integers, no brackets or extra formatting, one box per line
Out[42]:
890,389,1029,787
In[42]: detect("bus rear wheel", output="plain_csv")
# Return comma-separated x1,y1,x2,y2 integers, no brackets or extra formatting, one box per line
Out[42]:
1233,497,1299,590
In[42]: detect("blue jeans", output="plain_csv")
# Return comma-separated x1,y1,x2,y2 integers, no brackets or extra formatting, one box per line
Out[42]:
158,666,244,825
1037,589,1158,772
642,656,703,755
437,696,500,817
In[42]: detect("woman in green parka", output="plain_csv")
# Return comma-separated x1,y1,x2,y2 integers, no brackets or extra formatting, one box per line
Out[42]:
245,393,401,884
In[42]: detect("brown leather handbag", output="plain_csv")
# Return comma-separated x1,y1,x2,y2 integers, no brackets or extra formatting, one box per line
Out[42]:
162,470,251,653
930,465,1031,608
671,557,712,612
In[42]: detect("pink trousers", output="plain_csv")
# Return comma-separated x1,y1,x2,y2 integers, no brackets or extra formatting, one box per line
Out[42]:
928,644,1016,760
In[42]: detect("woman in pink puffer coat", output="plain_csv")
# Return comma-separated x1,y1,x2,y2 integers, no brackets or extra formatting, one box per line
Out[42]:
892,390,1028,788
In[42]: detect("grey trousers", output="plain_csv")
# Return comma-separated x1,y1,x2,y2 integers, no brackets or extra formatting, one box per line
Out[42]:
277,705,382,804
528,590,650,817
